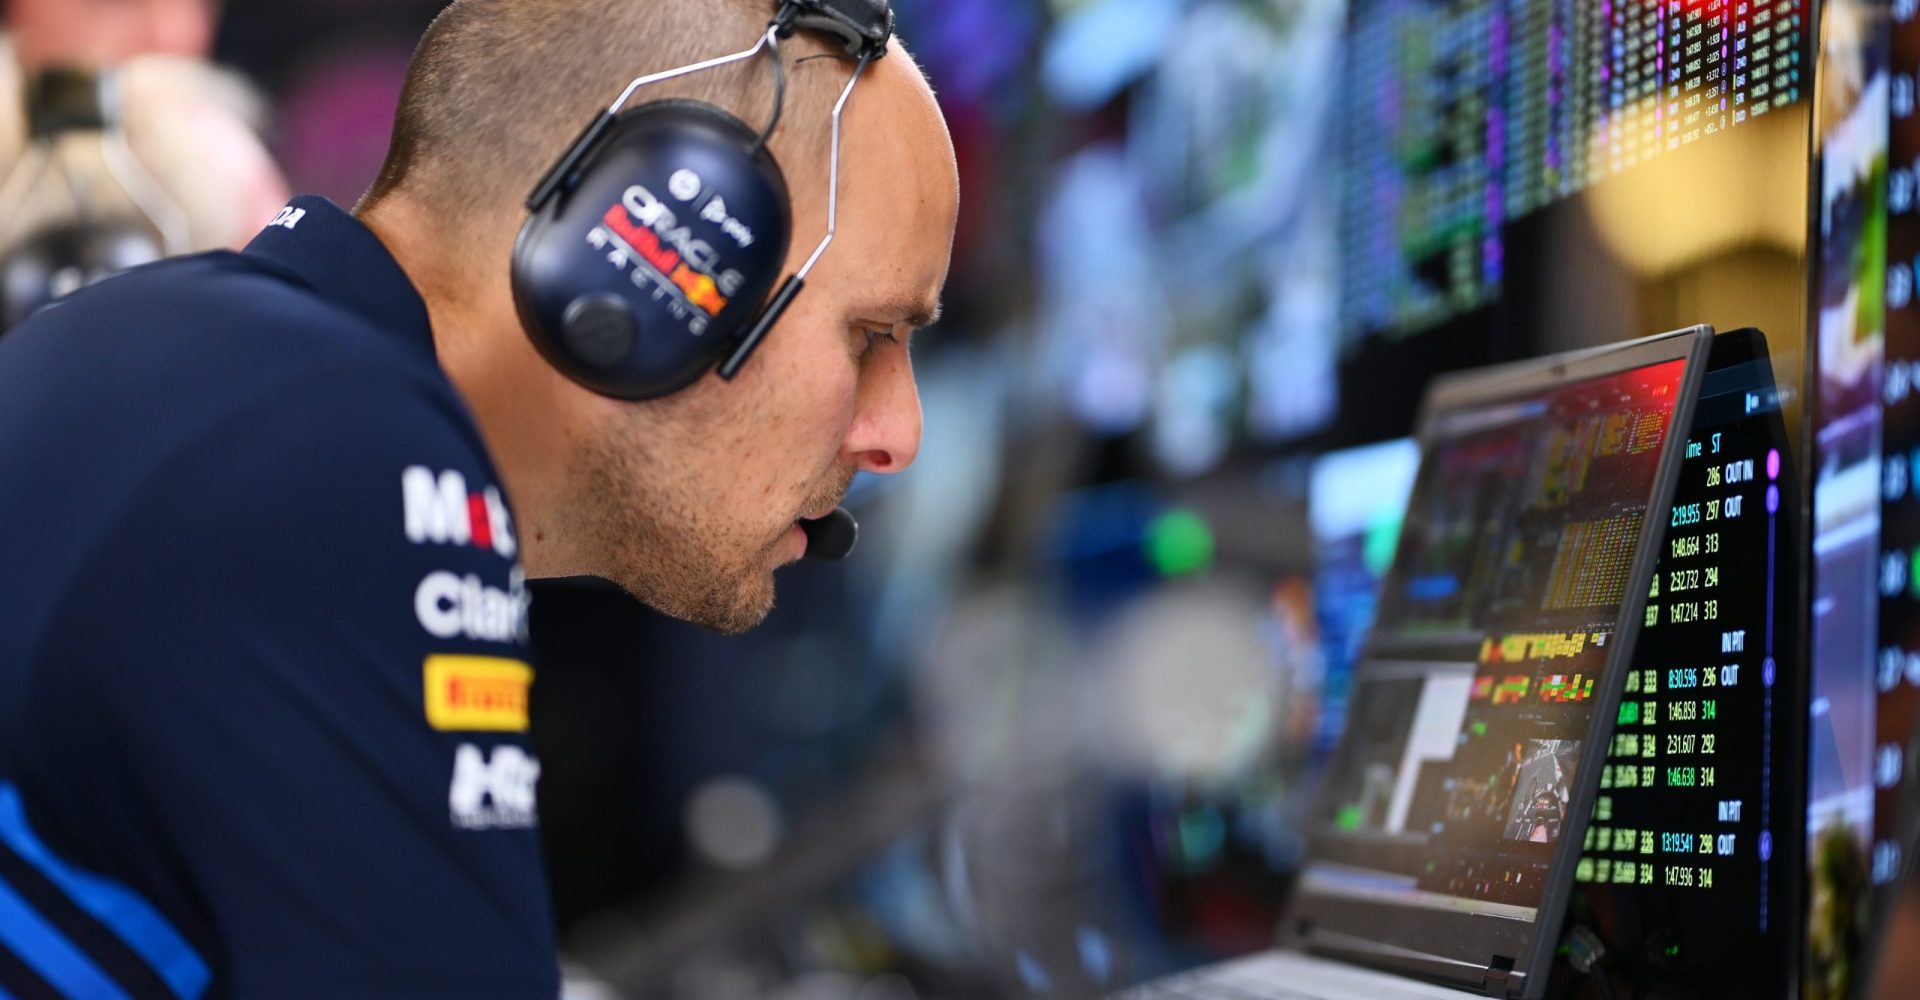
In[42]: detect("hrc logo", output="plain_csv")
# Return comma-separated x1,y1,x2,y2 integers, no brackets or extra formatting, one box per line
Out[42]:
448,743,539,830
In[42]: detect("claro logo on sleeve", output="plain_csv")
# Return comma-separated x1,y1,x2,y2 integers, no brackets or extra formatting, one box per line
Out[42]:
423,654,533,732
415,568,529,644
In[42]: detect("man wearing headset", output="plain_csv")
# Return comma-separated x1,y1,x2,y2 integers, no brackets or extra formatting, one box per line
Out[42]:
0,0,956,995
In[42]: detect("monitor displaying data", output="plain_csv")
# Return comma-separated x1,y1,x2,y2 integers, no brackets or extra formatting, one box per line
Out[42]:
1343,0,1808,338
1024,0,1813,467
1569,332,1801,994
1306,354,1689,933
1809,0,1920,994
1323,0,1811,450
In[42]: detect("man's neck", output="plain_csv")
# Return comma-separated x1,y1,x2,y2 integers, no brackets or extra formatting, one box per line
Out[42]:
354,195,578,581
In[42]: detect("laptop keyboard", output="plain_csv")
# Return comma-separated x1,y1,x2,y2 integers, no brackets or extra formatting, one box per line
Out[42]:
1118,971,1327,1000
1115,950,1481,1000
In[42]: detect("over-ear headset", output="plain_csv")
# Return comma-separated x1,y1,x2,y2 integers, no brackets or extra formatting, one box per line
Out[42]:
511,0,893,401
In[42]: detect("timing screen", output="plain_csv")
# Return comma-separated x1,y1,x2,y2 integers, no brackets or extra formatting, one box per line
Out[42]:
1571,354,1797,992
1307,359,1687,919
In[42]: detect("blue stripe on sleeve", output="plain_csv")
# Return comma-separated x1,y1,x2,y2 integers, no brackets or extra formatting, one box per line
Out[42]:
0,784,208,999
0,870,131,1000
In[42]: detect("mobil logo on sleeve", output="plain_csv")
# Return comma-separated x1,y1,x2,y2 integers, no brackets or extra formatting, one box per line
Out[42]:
401,466,517,559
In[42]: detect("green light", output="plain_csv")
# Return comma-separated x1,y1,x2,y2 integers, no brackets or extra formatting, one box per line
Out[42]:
1145,509,1215,577
1471,721,1488,737
1361,514,1405,578
1335,805,1363,832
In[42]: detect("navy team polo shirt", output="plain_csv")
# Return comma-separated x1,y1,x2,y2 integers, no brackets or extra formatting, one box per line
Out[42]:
0,197,557,998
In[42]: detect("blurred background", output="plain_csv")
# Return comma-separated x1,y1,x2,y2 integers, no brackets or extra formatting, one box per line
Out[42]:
0,0,1855,997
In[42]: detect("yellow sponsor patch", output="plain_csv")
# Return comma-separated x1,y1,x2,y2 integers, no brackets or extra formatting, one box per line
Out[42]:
423,655,533,732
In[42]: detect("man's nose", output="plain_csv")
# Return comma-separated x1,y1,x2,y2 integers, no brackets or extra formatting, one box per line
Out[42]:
842,344,922,475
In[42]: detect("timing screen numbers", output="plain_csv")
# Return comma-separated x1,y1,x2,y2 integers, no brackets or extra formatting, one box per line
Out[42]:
1580,422,1782,928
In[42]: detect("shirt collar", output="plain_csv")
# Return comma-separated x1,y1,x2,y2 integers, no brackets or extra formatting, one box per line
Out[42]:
242,196,435,353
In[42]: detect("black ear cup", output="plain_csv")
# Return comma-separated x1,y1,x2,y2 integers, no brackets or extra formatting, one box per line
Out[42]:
560,293,637,369
511,100,793,400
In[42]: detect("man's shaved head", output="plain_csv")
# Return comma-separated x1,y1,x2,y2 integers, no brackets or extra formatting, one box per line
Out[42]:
360,0,843,227
359,0,958,635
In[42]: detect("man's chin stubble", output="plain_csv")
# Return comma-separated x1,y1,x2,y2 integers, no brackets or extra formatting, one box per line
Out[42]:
613,545,781,636
571,438,790,634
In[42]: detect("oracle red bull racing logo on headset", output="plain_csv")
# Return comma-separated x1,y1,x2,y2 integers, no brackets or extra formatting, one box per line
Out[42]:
587,182,748,334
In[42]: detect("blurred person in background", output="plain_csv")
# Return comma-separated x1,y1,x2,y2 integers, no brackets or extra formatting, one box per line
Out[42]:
0,0,287,325
8,0,215,69
0,0,954,996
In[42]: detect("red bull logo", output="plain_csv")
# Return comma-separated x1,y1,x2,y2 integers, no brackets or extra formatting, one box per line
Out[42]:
601,202,731,316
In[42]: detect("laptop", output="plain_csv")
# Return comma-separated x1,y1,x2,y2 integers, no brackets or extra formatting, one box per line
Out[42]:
1121,325,1715,999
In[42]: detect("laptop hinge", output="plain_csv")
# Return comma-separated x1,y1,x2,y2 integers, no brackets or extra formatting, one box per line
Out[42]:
1481,955,1516,996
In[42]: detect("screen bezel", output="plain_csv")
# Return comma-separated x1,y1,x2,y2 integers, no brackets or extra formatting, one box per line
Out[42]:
1285,324,1715,998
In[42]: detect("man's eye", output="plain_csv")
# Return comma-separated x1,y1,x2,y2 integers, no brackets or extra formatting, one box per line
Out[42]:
858,326,899,355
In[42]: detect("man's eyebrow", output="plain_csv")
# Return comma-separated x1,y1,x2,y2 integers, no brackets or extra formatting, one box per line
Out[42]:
909,299,944,329
862,295,943,329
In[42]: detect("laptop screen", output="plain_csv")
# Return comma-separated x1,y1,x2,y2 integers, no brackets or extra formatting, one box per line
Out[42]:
1293,333,1705,992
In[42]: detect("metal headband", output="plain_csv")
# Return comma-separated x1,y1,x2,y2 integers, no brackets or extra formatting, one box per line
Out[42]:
776,0,894,61
521,2,893,384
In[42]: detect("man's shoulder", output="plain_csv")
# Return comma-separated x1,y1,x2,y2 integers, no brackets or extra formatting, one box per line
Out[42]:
17,249,438,384
0,250,526,685
0,251,504,615
0,249,481,471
